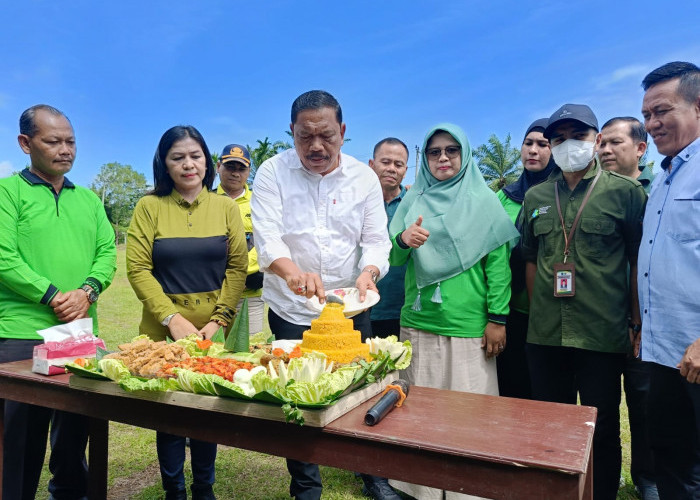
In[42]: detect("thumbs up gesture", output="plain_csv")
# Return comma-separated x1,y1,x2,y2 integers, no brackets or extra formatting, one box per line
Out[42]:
400,216,430,248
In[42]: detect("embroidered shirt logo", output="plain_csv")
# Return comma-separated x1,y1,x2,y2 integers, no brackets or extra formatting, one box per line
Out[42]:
531,205,551,218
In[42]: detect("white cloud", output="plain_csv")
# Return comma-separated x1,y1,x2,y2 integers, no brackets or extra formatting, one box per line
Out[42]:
594,64,650,90
0,161,13,178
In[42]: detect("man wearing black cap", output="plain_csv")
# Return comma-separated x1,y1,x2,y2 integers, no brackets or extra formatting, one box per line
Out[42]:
216,144,264,335
520,104,647,500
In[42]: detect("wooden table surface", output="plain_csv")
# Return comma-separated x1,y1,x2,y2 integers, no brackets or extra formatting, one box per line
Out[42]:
0,360,596,500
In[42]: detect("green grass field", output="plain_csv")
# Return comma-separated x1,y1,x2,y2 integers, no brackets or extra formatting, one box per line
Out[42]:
37,247,640,499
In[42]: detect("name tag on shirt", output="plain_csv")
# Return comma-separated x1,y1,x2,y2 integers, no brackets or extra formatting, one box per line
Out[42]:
553,262,575,297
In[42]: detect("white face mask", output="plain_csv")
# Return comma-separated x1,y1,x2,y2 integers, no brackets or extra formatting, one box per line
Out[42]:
551,139,596,173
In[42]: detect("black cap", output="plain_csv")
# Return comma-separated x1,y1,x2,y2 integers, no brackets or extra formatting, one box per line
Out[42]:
220,144,251,167
543,104,598,139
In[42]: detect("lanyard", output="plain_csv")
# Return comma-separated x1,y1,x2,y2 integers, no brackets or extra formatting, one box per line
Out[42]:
554,167,602,263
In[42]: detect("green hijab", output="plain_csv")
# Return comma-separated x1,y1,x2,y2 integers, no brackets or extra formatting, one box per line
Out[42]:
389,123,519,289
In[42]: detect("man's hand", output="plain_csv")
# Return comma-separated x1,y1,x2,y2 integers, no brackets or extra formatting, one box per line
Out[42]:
629,327,641,358
401,216,430,248
482,322,506,359
678,339,700,383
286,272,325,302
168,314,199,341
355,267,379,302
270,258,326,302
198,321,221,340
50,289,90,323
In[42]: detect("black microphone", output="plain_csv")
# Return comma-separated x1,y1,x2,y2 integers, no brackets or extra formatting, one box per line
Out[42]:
364,379,410,426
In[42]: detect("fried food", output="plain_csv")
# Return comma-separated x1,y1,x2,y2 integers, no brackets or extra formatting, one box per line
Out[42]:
104,338,190,378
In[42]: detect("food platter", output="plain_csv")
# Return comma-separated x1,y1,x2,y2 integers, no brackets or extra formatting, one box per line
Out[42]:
306,288,380,318
69,370,397,427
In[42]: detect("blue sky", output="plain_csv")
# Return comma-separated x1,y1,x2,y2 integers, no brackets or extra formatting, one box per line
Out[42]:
1,1,698,186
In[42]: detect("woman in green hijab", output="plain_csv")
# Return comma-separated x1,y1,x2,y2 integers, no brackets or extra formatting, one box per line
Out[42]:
388,123,518,498
388,122,518,495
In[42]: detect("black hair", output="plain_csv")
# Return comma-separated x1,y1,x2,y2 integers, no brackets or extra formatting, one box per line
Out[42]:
642,61,700,104
372,137,409,160
151,125,216,196
19,104,71,136
291,90,342,124
601,117,648,144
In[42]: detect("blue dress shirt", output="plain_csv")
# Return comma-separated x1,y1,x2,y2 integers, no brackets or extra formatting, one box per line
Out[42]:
638,137,700,368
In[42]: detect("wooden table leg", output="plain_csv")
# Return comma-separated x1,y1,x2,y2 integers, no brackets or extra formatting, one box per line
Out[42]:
582,447,593,500
87,417,109,499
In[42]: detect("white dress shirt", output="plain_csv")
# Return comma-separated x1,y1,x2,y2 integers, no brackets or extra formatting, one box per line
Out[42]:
251,148,390,325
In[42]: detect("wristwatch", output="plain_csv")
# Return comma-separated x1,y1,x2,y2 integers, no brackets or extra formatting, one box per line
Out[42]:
362,268,379,284
80,284,99,304
161,313,176,327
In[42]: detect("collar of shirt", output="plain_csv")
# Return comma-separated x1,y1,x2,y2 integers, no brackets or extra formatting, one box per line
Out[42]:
170,188,208,207
661,136,700,177
20,168,75,189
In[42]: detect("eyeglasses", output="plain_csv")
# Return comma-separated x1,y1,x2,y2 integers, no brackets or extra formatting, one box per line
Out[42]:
425,146,461,160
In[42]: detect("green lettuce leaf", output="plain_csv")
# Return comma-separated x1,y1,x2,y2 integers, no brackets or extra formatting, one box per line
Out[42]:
283,365,358,404
249,331,274,345
366,336,412,370
119,376,179,392
175,369,221,395
98,359,131,382
211,377,252,399
174,334,207,356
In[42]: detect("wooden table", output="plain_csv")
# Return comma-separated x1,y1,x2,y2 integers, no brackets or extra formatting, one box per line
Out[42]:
0,360,595,499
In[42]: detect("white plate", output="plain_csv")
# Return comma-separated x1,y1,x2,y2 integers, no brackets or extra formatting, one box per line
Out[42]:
305,288,380,318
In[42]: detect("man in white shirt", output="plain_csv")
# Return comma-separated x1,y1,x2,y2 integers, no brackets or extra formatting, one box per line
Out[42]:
252,90,393,500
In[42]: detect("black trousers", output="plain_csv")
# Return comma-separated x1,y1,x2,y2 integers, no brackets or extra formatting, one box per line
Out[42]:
647,362,700,499
623,355,657,491
268,308,372,500
1,339,89,500
369,318,401,340
526,343,624,500
497,310,531,399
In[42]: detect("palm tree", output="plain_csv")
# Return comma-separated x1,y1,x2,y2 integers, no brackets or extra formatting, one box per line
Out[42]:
473,133,522,192
246,137,293,183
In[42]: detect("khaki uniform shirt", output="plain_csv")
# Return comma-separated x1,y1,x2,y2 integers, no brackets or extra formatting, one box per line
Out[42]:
520,160,646,353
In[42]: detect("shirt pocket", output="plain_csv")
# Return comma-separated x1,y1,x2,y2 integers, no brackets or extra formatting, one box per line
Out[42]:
328,191,363,239
668,199,700,243
533,217,555,257
577,216,617,258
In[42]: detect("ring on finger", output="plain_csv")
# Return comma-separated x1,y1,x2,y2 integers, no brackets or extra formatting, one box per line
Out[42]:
297,285,307,293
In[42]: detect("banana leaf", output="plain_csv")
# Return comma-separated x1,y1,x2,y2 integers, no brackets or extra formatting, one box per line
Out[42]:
65,361,111,380
224,298,249,353
210,326,225,343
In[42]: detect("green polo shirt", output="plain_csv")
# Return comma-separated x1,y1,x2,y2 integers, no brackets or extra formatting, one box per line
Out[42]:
520,160,646,353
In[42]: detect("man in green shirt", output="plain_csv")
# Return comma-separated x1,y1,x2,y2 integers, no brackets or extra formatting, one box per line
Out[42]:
521,104,647,500
597,116,658,500
0,104,116,499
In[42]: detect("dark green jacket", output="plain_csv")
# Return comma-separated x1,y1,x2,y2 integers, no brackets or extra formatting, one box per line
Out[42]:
520,160,646,353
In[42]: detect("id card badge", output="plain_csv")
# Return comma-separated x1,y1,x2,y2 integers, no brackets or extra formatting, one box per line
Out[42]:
553,262,575,297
